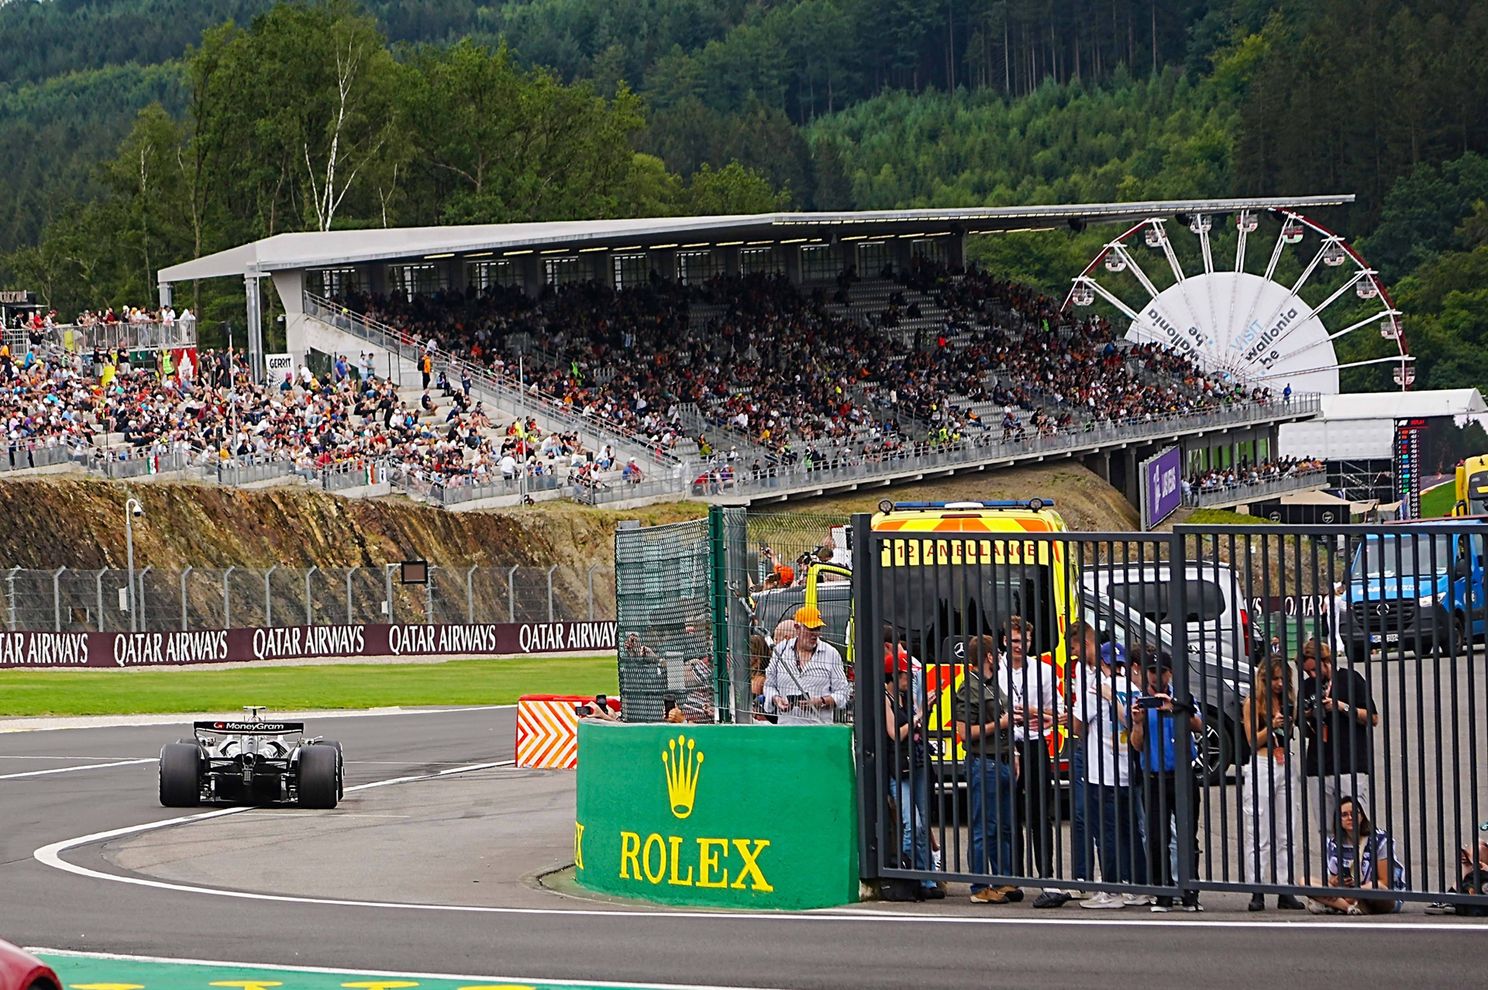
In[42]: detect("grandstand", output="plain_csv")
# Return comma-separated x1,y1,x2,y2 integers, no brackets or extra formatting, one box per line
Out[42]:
1,200,1339,510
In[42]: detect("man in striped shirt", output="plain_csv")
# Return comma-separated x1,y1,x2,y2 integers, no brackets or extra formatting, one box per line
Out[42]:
763,605,850,726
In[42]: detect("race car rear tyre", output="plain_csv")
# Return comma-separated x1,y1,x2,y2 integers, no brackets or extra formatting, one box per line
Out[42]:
319,739,345,799
159,743,201,807
299,743,339,809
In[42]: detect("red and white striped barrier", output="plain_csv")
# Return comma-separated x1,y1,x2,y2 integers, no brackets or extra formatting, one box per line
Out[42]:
514,694,618,769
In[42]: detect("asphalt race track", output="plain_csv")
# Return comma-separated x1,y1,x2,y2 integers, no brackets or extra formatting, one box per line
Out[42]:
1,706,1483,990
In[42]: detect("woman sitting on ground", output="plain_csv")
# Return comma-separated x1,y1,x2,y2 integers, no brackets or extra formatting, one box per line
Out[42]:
1308,795,1406,914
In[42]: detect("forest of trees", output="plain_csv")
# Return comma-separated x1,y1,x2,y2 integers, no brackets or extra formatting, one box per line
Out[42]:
0,0,1484,392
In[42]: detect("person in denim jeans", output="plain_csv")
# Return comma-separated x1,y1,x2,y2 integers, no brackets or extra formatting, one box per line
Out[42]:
1036,620,1101,908
1074,640,1150,909
884,649,942,897
953,634,1021,904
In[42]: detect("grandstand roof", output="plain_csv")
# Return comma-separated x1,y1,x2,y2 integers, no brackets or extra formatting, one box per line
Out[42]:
158,195,1354,283
1318,389,1487,421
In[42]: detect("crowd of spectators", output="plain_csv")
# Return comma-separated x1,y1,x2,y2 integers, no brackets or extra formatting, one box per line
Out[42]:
1185,456,1328,500
7,262,1288,495
1,337,612,495
334,261,1272,481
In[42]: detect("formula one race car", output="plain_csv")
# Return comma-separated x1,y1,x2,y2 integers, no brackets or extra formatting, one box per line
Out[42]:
159,707,343,808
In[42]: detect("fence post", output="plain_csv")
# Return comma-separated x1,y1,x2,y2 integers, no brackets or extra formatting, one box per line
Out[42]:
384,564,395,623
587,564,599,621
264,565,277,626
53,567,65,631
426,566,436,622
508,565,518,623
180,566,191,631
223,566,234,628
1169,527,1196,901
138,566,151,630
346,568,355,624
304,565,317,625
95,569,105,631
466,565,476,624
546,565,556,623
6,567,17,630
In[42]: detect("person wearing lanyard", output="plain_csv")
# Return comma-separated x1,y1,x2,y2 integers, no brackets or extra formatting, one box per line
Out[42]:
998,615,1060,903
762,605,849,726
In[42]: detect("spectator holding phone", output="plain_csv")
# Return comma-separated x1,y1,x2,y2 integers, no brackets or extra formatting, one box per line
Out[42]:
1242,654,1306,911
1128,649,1203,912
883,649,940,898
1307,796,1405,915
1300,637,1378,842
763,606,849,725
1074,640,1149,909
575,695,618,722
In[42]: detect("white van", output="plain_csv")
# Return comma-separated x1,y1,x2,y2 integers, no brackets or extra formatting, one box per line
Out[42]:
1080,561,1261,674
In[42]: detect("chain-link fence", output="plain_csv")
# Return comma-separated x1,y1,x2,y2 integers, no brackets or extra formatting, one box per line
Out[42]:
0,564,614,632
615,507,854,726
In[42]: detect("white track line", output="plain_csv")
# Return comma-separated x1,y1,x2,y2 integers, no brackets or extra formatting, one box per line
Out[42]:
1,704,517,734
25,948,784,990
0,758,155,780
31,758,1486,931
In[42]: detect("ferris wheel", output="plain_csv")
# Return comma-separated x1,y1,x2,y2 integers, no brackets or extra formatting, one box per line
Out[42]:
1061,209,1411,394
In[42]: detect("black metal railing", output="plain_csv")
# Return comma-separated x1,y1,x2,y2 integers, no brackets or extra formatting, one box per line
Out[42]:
853,516,1488,913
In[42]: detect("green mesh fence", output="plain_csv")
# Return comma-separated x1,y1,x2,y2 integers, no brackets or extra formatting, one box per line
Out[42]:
616,508,858,725
614,515,719,723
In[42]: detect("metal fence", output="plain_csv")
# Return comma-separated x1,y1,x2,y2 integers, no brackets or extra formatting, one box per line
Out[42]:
1185,469,1329,509
1,564,615,632
613,511,755,725
854,516,1488,912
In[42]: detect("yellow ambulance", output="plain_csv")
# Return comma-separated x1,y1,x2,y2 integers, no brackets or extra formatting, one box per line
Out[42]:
799,499,1079,782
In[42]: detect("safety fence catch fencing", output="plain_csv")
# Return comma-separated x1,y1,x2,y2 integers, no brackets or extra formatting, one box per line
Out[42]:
1,564,615,633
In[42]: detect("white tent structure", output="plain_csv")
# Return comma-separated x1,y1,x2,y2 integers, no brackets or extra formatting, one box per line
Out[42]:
1279,388,1487,461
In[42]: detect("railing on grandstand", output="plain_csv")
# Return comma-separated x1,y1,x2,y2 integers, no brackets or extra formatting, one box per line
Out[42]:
0,563,616,632
302,293,680,467
85,448,193,480
722,395,1322,497
2,443,83,473
319,458,392,493
569,474,690,506
23,319,197,355
1184,468,1330,508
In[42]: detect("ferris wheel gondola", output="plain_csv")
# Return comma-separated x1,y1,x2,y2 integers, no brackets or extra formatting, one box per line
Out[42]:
1062,209,1410,394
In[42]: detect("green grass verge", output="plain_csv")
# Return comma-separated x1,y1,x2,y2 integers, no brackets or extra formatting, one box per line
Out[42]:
1182,508,1282,526
0,655,618,718
1420,480,1456,518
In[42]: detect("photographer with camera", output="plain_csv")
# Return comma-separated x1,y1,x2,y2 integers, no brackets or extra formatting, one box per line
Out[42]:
1241,653,1306,911
574,694,618,722
762,605,849,726
1128,648,1203,912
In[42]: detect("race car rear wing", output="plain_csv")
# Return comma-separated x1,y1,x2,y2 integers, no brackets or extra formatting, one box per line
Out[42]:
194,720,305,734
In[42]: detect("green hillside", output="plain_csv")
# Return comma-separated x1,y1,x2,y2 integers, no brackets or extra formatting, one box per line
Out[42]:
2,0,1485,391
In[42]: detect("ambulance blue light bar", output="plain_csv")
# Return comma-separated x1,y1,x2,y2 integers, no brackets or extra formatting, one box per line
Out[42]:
878,498,1054,512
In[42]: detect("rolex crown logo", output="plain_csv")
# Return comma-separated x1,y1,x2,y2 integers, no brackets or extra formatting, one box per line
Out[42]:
662,733,703,819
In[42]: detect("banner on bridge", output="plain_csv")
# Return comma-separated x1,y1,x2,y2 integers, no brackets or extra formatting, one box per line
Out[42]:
0,620,617,667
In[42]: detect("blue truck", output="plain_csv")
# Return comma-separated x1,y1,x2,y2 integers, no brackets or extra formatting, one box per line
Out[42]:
1344,522,1487,660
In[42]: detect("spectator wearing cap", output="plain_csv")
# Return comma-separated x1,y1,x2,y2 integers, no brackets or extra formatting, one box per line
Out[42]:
763,605,849,726
1128,648,1204,912
1074,640,1150,909
884,647,941,897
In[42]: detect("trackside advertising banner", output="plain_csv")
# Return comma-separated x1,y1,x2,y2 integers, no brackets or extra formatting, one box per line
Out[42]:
0,621,616,668
1140,444,1183,530
574,723,859,910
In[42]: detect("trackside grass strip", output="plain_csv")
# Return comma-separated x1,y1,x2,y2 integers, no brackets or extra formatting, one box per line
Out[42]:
0,656,617,717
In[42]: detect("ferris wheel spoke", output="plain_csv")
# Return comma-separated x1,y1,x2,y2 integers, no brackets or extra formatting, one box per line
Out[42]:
1268,308,1401,367
1247,242,1330,362
1109,244,1207,356
1199,224,1215,275
1235,218,1250,274
1251,353,1414,382
1261,218,1289,283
